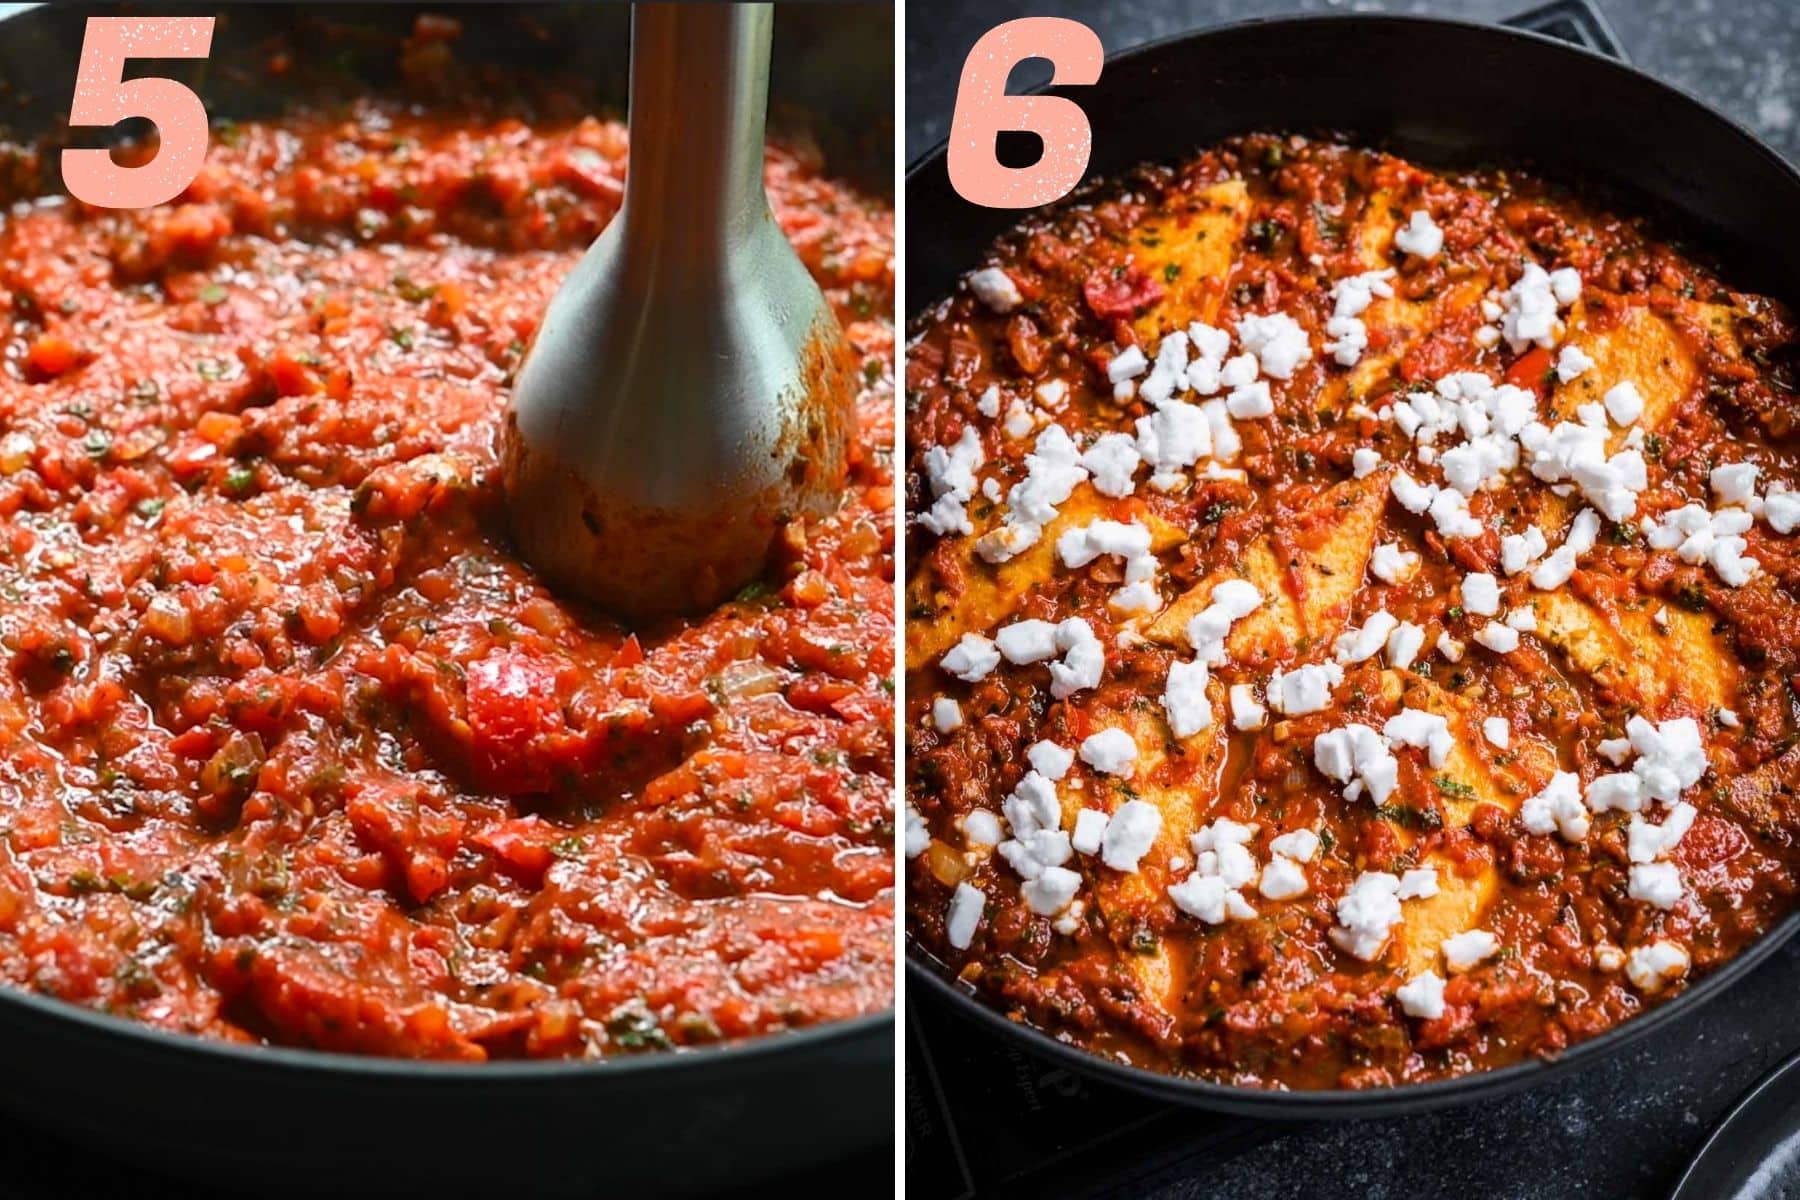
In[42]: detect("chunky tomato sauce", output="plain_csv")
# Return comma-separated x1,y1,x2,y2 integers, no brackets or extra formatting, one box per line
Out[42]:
905,134,1800,1089
0,88,894,1058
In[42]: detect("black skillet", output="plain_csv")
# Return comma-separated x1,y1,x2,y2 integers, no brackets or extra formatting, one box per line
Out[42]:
0,5,893,1196
907,8,1800,1118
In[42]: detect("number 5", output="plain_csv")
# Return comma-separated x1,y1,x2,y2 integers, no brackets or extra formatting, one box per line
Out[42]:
61,17,215,210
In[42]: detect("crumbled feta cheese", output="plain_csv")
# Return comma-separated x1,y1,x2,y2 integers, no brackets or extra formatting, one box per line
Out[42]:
968,267,1023,314
1626,940,1690,992
1645,502,1761,587
932,697,964,733
1500,262,1573,352
1324,270,1396,367
1548,266,1582,306
1331,871,1404,960
1628,861,1683,909
1384,707,1454,768
1521,770,1590,841
904,804,929,858
1071,808,1109,855
1184,579,1264,665
918,426,986,536
1397,971,1447,1019
1482,716,1510,748
1369,541,1421,585
1022,866,1082,916
1394,209,1444,259
1107,345,1148,384
1335,611,1400,665
995,619,1060,664
1099,799,1161,872
1625,715,1708,802
1585,772,1644,814
1429,487,1484,539
1229,683,1267,731
1237,312,1312,380
1169,873,1231,924
942,633,1000,681
1058,519,1152,570
1268,661,1345,716
1133,401,1213,487
1269,828,1321,862
1437,631,1465,662
1352,447,1382,478
1603,381,1644,426
1719,708,1741,729
946,882,984,948
1712,461,1760,506
1474,622,1520,653
1079,727,1138,776
1501,526,1549,575
1259,854,1310,900
1387,620,1427,670
976,425,1089,563
1442,929,1499,972
1188,321,1231,362
1001,771,1061,841
959,810,1001,848
1391,469,1438,514
1555,344,1594,383
1462,572,1501,616
1314,724,1400,806
1080,433,1142,498
1163,659,1213,738
1504,606,1537,632
1002,399,1038,439
1027,740,1074,780
1226,380,1275,419
1764,487,1800,534
1518,418,1646,522
1397,868,1439,900
1048,619,1105,699
1627,801,1697,864
1220,353,1258,389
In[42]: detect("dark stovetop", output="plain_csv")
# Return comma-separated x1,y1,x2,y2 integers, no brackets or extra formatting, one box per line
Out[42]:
903,2,1800,1199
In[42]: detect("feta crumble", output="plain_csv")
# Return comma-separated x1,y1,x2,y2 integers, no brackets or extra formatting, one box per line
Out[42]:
1079,727,1138,776
1393,209,1444,259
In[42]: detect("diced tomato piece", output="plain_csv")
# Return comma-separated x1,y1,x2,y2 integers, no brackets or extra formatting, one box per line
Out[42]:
474,816,558,879
1082,266,1164,320
465,650,565,750
24,332,78,378
1505,345,1554,395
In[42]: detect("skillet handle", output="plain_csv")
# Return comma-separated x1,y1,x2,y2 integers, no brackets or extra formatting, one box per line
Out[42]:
1502,0,1627,62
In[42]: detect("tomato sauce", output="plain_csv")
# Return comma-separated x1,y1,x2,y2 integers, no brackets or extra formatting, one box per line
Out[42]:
906,134,1800,1089
0,95,894,1058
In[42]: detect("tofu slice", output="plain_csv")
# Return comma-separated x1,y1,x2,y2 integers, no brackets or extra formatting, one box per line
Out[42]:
1066,692,1228,1013
1148,472,1387,666
1380,673,1556,976
1128,180,1251,342
1550,302,1699,438
1532,591,1736,716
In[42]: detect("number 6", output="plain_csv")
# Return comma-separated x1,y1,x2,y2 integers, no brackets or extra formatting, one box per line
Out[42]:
61,17,216,210
947,18,1104,209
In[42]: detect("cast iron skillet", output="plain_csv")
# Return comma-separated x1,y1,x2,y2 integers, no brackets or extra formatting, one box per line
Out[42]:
0,5,893,1196
907,12,1800,1118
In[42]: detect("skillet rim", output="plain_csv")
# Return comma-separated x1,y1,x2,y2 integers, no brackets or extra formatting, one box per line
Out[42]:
902,9,1800,1114
0,0,896,1087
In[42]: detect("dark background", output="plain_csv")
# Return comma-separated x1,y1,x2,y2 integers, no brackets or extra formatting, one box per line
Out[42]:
904,2,1800,1198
